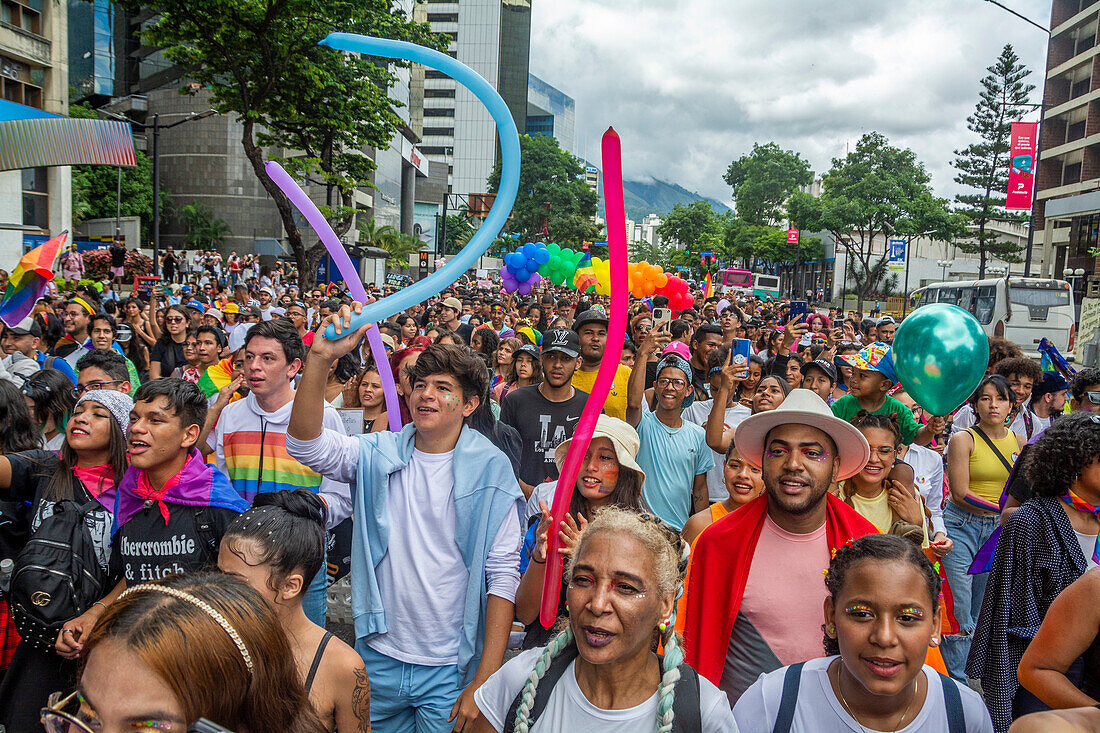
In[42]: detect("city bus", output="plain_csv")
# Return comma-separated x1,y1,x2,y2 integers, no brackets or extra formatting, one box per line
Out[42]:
909,277,1076,355
718,268,781,300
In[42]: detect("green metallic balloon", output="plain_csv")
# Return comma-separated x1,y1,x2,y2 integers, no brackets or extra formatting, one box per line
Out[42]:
892,304,989,417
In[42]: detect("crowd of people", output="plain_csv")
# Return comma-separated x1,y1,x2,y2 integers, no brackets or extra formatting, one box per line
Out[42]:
0,256,1098,733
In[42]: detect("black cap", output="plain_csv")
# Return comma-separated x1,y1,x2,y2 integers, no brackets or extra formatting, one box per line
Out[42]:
803,359,838,384
515,344,541,361
1032,370,1070,399
541,328,581,358
572,309,608,332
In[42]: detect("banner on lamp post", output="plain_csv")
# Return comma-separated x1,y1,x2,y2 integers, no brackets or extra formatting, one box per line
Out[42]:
888,238,906,272
787,228,799,244
1006,121,1038,210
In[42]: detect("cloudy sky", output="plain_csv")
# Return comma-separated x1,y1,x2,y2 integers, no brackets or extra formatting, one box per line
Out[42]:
528,0,1050,208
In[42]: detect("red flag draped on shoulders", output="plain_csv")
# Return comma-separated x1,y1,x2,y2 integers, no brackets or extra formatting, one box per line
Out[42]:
678,493,879,684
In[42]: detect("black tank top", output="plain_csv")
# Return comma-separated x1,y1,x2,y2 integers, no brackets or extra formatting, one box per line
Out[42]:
305,631,334,694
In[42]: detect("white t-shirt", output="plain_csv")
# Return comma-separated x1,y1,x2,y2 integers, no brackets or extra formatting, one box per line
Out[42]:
474,647,737,732
682,399,751,502
366,448,521,667
903,443,946,537
733,656,992,733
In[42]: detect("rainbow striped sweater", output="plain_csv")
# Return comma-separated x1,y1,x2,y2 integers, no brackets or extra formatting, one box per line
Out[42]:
210,391,350,505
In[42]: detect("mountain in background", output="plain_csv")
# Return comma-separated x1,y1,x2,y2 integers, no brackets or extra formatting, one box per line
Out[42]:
611,178,732,222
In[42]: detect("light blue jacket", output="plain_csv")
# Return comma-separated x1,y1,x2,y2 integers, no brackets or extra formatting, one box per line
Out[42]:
351,423,522,684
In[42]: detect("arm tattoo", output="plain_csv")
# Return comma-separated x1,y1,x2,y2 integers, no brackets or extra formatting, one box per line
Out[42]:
353,667,371,733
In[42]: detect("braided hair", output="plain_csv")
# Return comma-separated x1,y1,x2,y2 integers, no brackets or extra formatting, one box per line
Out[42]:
511,508,690,733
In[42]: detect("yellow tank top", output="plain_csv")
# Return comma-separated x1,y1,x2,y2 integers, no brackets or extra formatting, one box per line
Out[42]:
968,428,1018,503
709,502,730,524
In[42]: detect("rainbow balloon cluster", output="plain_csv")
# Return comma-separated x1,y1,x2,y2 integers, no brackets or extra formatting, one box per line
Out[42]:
497,243,695,311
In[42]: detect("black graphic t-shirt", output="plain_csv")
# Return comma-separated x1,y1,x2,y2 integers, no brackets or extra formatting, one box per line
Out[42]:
499,385,589,486
110,503,238,584
1,451,113,572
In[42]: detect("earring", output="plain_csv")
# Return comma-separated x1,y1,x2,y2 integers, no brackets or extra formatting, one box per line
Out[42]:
826,624,836,637
658,622,667,633
930,638,941,647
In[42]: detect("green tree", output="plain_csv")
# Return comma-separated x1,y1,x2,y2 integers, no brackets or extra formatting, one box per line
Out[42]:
358,218,423,268
656,200,716,250
723,142,813,226
952,44,1035,277
847,255,899,299
177,202,231,249
440,211,474,256
787,132,952,311
122,0,444,289
487,134,601,246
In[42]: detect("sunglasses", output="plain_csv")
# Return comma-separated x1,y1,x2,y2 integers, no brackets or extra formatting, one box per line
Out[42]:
165,316,186,324
1086,392,1100,405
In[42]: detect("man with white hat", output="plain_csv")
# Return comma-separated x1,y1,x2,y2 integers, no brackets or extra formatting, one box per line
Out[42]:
679,388,878,705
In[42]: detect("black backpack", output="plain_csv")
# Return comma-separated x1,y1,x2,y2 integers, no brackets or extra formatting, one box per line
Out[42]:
8,498,109,652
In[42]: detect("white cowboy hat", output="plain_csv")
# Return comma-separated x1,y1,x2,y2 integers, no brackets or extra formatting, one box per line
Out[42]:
554,414,645,485
735,389,870,480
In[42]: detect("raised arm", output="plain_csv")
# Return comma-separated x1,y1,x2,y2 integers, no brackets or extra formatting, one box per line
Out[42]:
627,328,669,427
289,305,369,442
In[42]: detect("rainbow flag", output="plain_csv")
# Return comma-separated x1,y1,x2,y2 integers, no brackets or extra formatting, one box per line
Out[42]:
704,272,714,298
0,231,66,327
197,357,235,398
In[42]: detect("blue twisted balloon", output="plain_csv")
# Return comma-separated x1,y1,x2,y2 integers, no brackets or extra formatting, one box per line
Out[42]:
320,32,520,339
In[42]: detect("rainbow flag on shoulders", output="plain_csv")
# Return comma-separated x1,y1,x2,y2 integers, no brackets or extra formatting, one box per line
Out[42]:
704,272,714,298
0,231,66,327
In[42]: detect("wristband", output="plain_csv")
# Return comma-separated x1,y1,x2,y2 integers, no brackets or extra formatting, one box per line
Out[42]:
93,600,108,613
530,556,546,564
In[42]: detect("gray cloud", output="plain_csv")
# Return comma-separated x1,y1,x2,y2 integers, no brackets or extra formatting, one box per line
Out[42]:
530,0,1050,208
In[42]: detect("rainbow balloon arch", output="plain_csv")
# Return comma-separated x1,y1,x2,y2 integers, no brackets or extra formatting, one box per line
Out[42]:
497,240,695,311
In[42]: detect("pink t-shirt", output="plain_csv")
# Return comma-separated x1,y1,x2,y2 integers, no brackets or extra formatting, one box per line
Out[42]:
719,514,831,704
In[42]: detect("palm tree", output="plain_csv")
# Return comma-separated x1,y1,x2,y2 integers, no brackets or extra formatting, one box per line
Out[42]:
359,218,422,268
177,202,231,250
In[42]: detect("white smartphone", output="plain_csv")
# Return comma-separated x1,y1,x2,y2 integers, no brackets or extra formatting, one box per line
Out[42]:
653,307,673,330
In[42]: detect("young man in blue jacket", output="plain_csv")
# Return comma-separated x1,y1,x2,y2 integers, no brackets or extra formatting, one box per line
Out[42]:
288,309,523,733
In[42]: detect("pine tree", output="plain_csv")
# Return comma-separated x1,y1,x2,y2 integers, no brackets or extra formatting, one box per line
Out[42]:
952,44,1035,278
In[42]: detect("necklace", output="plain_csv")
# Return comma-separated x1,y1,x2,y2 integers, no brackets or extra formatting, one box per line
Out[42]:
835,666,918,733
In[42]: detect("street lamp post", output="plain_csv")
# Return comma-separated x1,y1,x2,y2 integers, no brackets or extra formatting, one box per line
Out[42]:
937,259,954,280
97,106,216,276
980,0,1050,278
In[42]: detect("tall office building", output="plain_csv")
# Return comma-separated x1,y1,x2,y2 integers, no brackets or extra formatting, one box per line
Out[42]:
1033,0,1100,295
415,0,531,198
527,73,575,155
0,0,70,263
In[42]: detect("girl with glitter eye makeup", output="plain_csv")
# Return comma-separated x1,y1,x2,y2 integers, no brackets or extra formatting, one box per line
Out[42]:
733,534,994,732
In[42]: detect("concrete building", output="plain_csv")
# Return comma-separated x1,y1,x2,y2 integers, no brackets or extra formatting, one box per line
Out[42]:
638,214,662,246
527,73,574,155
68,0,430,286
0,0,71,265
415,0,531,197
1032,0,1100,301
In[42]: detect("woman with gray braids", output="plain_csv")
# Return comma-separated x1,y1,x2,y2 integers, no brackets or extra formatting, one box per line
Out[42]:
470,506,736,732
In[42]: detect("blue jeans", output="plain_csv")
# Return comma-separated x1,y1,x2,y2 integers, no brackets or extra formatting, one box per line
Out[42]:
941,501,998,681
358,644,464,733
303,569,327,627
